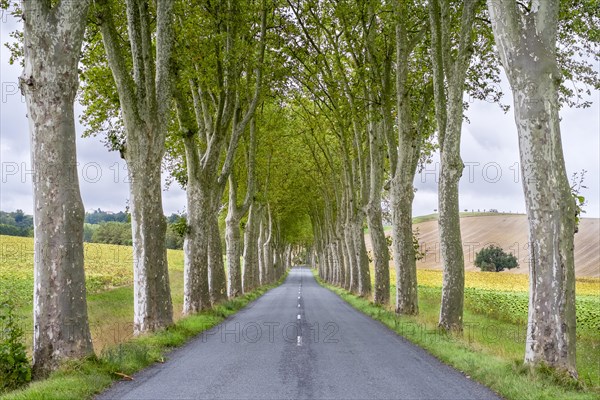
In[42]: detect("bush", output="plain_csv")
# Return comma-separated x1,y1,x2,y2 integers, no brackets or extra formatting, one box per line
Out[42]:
0,296,31,393
474,245,518,272
92,221,132,246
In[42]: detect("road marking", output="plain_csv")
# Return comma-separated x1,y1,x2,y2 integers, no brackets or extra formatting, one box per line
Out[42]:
298,296,301,299
297,314,301,320
297,336,302,346
298,304,300,307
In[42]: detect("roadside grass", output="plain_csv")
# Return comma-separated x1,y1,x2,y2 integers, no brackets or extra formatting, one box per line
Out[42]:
315,271,600,400
0,273,287,400
0,234,187,352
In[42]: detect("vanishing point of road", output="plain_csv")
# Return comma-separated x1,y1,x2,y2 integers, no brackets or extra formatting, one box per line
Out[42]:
98,267,500,399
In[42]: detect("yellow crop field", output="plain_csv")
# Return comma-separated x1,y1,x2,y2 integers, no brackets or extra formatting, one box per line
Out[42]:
0,235,184,304
381,266,600,331
410,269,599,296
380,267,600,296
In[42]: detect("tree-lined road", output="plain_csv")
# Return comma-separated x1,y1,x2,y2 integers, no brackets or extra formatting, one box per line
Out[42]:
99,267,500,399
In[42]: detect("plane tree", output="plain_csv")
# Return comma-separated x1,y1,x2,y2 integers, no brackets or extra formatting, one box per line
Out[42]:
486,0,600,377
80,0,176,334
168,0,268,311
11,0,94,375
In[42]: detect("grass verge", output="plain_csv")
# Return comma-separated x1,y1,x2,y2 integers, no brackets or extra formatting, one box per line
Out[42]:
0,273,287,400
314,270,599,400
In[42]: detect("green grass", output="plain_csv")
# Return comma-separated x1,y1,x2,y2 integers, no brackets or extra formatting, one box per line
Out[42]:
314,271,599,400
0,273,287,400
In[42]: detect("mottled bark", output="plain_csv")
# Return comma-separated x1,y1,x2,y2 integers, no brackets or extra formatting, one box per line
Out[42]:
362,4,391,306
225,121,255,297
387,0,427,316
344,219,359,293
429,0,477,332
98,0,175,333
336,237,347,289
243,203,260,292
174,5,267,307
487,0,577,376
366,120,389,298
182,138,210,314
208,210,227,304
128,147,173,331
352,214,371,297
339,233,351,290
284,245,293,271
437,142,465,330
225,178,244,296
262,205,274,284
20,0,94,375
225,213,242,297
332,241,341,285
257,207,266,285
390,177,418,315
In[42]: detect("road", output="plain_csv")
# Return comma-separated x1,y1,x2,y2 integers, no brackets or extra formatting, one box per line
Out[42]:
98,267,501,399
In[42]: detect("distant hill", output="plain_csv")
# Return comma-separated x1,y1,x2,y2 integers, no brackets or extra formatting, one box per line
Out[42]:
366,214,600,278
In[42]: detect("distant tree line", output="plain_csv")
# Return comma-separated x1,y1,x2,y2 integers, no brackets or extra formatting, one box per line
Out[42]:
0,210,33,237
1,209,184,250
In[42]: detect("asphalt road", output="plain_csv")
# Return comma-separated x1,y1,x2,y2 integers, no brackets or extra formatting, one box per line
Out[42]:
98,267,501,400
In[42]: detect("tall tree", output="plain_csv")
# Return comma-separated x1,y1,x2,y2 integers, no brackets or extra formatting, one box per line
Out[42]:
171,0,267,312
225,118,257,297
429,0,478,331
356,0,393,305
486,0,577,376
389,0,434,315
18,0,94,375
96,0,174,333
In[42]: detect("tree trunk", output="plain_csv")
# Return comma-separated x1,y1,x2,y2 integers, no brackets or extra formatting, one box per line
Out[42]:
366,148,389,303
20,1,94,376
243,203,260,292
518,80,577,375
182,139,210,314
428,0,477,332
487,0,577,376
128,147,173,332
352,213,371,297
390,173,418,315
98,0,175,333
208,209,227,304
257,208,266,285
336,236,347,289
437,133,465,330
344,220,359,293
388,1,428,316
367,204,389,305
262,206,274,284
340,232,351,289
225,207,243,297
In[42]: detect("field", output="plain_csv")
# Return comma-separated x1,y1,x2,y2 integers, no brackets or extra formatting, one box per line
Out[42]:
0,235,186,351
367,213,600,277
2,233,599,389
417,214,600,277
362,213,600,387
375,268,600,389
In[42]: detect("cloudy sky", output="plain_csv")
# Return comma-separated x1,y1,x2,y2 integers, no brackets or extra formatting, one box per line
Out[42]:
1,14,598,218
